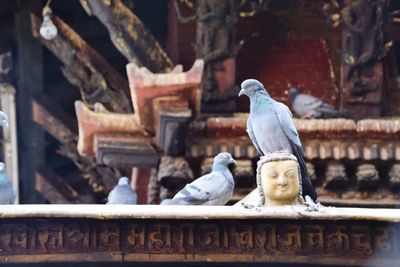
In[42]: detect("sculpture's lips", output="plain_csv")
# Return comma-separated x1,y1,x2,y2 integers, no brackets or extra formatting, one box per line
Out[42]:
277,187,289,191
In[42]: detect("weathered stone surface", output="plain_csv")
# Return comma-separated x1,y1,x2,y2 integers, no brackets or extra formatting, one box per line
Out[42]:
0,205,399,265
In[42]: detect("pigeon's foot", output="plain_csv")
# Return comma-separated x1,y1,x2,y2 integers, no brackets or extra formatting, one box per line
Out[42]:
241,203,261,212
302,113,314,119
304,195,324,212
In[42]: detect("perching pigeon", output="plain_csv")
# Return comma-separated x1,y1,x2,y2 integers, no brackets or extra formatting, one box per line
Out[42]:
106,177,137,204
0,111,9,127
239,79,317,201
167,152,236,205
288,87,346,119
0,162,15,204
160,198,172,205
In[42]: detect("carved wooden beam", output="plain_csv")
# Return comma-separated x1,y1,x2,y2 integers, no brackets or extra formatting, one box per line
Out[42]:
389,164,400,192
32,96,77,143
356,164,380,191
157,156,193,197
197,116,400,140
338,0,388,118
152,96,188,135
131,167,151,204
31,13,132,113
153,97,192,156
80,0,174,73
35,167,96,204
36,169,74,204
94,134,158,168
74,100,147,157
127,59,203,133
32,96,120,197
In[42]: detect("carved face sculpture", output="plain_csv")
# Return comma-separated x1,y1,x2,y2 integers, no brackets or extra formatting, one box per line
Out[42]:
261,160,301,205
256,152,303,206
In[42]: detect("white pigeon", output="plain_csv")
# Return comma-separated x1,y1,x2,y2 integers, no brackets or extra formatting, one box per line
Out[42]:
106,177,137,204
167,152,236,205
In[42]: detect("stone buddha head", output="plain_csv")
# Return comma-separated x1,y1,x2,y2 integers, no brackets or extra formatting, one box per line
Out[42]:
256,152,304,206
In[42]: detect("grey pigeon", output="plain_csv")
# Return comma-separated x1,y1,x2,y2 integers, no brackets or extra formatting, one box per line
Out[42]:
160,198,172,205
239,79,317,201
288,87,346,119
167,152,236,205
106,177,137,204
0,162,15,204
0,111,8,127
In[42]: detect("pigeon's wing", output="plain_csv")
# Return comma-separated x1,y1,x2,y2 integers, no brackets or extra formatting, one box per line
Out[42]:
247,119,263,156
298,94,345,118
275,103,302,147
315,102,346,118
169,172,226,205
298,94,324,108
275,103,318,201
294,94,323,117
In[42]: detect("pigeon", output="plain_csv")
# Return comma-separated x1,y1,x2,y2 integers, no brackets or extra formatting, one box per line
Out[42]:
167,152,236,205
0,162,15,204
238,79,317,201
106,177,137,204
160,198,172,205
288,86,346,119
0,111,9,127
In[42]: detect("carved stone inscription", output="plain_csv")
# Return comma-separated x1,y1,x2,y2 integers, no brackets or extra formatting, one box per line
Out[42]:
0,219,398,260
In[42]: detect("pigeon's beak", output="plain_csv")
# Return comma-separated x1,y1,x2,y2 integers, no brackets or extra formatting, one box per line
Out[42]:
238,89,245,97
2,120,8,127
230,158,237,164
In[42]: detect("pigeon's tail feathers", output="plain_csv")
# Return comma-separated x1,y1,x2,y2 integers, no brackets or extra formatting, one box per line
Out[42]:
292,143,318,201
318,105,348,118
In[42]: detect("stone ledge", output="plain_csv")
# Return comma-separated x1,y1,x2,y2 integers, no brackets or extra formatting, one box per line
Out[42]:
0,205,399,222
0,205,399,266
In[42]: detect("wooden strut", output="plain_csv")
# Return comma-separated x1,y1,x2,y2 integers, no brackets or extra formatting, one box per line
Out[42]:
80,0,174,73
31,13,132,114
32,96,120,200
36,167,96,204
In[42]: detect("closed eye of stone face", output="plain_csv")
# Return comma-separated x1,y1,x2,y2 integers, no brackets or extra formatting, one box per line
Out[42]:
284,170,296,179
267,171,279,179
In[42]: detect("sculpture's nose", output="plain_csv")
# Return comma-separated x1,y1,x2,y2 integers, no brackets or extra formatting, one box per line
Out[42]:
277,175,288,186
